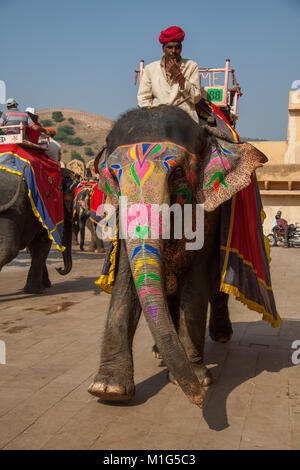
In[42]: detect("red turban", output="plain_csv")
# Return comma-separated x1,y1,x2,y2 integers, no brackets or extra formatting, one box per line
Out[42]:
159,26,185,44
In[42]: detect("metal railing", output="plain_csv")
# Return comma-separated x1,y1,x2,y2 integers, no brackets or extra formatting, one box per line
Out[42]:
0,122,50,150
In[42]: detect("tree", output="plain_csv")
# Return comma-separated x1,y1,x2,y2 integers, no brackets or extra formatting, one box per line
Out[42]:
67,136,84,146
40,119,53,126
71,150,84,162
52,111,64,123
68,117,75,125
55,125,76,142
58,125,74,135
84,147,95,156
55,128,68,142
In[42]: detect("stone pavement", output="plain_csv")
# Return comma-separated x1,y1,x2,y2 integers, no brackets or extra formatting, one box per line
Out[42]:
0,245,299,450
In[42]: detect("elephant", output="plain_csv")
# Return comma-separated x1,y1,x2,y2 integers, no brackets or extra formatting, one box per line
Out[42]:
72,186,105,253
88,105,267,407
0,166,76,294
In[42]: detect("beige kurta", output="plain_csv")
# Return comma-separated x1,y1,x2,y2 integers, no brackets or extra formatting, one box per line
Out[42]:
137,58,201,123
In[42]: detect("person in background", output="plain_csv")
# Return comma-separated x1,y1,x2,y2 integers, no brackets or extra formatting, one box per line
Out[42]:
44,127,62,163
0,99,35,135
273,210,289,247
25,107,49,143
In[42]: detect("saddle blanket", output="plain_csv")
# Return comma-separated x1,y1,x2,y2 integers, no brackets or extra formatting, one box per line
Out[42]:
89,183,105,224
0,144,64,250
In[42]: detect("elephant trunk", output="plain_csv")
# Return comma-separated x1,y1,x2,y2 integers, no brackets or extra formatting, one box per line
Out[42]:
126,237,206,407
56,199,73,275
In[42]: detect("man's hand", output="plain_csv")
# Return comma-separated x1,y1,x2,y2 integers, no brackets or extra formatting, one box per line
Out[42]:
166,58,185,89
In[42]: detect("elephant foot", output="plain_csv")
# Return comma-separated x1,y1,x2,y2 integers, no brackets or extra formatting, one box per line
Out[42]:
24,284,45,294
152,343,162,359
88,371,135,402
209,319,233,343
168,363,212,388
42,275,51,289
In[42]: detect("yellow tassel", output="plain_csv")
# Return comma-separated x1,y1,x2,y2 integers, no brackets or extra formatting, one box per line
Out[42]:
94,217,119,293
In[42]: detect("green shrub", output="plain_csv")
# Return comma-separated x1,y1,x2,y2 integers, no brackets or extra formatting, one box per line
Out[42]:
66,136,84,146
58,125,74,135
84,147,95,156
55,130,68,142
55,128,69,142
40,119,53,126
52,111,64,122
71,150,84,162
68,117,75,125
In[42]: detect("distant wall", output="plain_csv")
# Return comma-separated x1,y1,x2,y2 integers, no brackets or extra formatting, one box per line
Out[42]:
248,141,287,164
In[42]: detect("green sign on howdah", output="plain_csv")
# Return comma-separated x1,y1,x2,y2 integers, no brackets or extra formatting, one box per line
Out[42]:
207,88,223,102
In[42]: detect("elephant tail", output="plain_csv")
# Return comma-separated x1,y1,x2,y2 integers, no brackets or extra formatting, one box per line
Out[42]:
0,163,27,213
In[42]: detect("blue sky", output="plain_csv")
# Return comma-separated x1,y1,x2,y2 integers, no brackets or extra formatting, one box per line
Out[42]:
1,0,299,139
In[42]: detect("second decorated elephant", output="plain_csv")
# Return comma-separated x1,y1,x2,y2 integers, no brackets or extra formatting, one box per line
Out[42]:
88,106,267,407
72,186,105,253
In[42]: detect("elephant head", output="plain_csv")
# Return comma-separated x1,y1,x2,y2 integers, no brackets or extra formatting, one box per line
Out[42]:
96,106,267,407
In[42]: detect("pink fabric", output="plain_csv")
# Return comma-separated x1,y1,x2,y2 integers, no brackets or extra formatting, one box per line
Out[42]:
26,122,42,144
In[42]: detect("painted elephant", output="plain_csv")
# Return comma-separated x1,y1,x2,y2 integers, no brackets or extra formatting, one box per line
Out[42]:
0,166,76,294
88,105,267,407
72,187,105,253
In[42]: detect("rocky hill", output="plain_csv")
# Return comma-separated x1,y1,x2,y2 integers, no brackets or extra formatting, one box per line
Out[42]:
37,108,114,165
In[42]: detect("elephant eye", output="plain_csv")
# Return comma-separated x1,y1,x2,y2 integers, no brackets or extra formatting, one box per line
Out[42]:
172,166,185,178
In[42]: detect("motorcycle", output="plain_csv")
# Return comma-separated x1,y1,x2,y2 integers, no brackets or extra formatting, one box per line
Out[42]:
267,223,300,248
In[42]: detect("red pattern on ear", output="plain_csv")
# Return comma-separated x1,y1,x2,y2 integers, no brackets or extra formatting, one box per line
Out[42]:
214,179,220,193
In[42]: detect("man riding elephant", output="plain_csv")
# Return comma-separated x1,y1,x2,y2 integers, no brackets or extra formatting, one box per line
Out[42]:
137,26,201,123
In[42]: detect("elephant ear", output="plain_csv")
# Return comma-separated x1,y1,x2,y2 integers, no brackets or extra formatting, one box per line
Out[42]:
197,136,267,212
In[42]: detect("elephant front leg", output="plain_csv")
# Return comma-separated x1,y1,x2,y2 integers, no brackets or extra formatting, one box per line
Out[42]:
72,217,79,245
24,230,52,294
79,216,86,251
88,240,142,401
169,250,213,388
42,265,51,288
209,291,233,343
90,221,105,253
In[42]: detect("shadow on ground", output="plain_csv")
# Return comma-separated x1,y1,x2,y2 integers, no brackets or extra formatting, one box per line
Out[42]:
96,370,169,408
0,276,101,302
94,320,299,431
4,249,105,269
